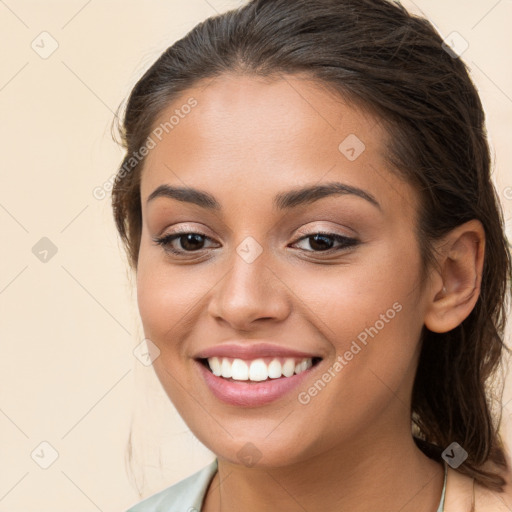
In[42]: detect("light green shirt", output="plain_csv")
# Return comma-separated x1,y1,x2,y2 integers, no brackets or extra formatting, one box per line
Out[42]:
125,459,447,511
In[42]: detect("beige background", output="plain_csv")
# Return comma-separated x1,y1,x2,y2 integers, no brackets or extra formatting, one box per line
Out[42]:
0,0,511,510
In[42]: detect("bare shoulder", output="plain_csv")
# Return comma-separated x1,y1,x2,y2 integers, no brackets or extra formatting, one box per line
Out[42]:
473,467,512,512
445,463,512,512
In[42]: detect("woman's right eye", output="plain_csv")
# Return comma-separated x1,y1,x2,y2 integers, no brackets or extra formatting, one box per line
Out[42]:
152,231,217,255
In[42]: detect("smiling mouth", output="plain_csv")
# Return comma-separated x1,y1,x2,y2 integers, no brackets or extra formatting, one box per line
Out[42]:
198,356,323,382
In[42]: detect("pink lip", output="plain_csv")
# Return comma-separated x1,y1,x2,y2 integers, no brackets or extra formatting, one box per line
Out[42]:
194,342,320,360
196,359,318,407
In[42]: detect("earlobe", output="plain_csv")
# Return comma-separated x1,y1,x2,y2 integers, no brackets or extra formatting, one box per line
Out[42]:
423,219,485,334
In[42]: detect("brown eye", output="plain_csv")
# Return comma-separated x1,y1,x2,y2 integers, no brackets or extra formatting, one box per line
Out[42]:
176,233,207,251
152,231,218,255
292,232,359,253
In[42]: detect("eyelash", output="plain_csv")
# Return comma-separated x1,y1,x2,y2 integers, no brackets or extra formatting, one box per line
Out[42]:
151,229,359,257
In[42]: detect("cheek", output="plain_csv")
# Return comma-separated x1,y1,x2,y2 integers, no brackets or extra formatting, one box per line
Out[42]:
135,254,207,407
136,257,187,367
296,246,419,341
289,265,423,441
294,244,424,392
136,249,207,345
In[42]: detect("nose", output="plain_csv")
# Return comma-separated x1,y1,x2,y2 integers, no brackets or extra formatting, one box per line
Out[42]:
207,245,292,332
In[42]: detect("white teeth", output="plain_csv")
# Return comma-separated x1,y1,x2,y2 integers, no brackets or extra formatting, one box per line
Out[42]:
268,359,282,379
249,359,268,381
282,359,295,377
206,356,314,381
209,356,222,376
295,359,312,374
231,359,249,380
221,358,232,378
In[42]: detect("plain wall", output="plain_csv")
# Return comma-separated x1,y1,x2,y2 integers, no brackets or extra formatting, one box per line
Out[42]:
1,1,511,510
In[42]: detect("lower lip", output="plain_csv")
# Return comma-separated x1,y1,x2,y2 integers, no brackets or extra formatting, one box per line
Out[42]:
196,360,317,407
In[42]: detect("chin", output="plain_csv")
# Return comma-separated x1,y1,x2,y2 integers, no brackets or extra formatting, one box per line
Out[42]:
191,423,317,469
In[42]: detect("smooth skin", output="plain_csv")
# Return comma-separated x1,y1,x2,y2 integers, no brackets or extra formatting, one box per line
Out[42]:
136,73,485,512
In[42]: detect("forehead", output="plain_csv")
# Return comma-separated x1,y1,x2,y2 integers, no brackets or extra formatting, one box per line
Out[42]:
140,73,417,218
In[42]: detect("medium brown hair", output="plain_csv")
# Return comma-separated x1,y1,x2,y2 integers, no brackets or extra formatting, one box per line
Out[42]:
112,0,512,492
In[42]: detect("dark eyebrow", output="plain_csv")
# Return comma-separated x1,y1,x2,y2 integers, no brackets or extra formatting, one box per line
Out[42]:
274,182,381,211
147,184,220,209
146,182,381,211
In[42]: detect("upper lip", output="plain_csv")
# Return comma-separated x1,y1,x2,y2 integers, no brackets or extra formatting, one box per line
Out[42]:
194,342,322,360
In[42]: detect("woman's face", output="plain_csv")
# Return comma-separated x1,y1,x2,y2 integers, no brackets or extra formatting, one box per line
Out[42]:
136,73,432,467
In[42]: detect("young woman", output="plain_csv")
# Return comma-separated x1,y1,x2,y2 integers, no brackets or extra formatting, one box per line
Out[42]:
113,0,512,510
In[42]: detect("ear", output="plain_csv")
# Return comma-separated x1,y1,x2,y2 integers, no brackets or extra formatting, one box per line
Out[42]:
423,219,485,333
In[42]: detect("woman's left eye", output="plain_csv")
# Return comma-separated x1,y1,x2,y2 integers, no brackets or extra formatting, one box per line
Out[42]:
291,232,359,253
152,230,359,256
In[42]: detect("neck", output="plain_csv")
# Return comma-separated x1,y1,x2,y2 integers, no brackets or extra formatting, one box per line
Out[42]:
203,426,444,512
